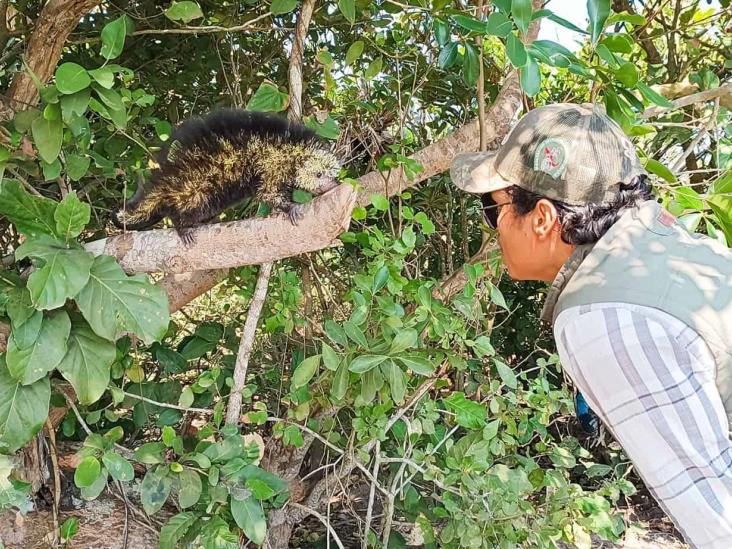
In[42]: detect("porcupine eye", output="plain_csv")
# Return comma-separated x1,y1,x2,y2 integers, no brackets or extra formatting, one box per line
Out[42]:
316,171,323,178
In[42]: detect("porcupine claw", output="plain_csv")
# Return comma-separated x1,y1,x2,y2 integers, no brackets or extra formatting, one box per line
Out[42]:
179,228,196,246
288,204,305,225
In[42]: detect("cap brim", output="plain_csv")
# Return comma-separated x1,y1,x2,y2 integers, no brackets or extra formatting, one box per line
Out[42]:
450,152,513,194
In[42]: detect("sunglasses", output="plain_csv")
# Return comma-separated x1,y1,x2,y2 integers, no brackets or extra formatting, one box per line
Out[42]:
480,193,512,229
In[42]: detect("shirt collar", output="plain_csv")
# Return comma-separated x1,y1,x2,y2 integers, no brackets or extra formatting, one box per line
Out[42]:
540,243,595,324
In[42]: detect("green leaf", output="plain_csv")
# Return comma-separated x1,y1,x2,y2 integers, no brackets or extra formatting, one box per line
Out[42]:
159,512,197,549
321,342,340,371
101,16,133,60
519,55,541,96
246,82,289,112
370,194,389,211
178,468,202,508
140,466,173,514
490,284,508,310
165,1,204,23
546,11,589,34
291,355,320,388
231,496,266,544
75,456,101,488
381,360,405,404
0,358,50,453
389,328,418,354
76,255,170,345
643,158,676,183
31,114,63,164
42,158,62,181
587,0,611,44
462,43,479,86
506,33,528,67
271,0,297,14
512,0,533,35
65,155,91,182
494,359,517,389
55,63,91,95
60,89,91,123
707,171,732,244
102,451,134,482
346,40,364,65
472,336,495,357
615,62,639,87
55,192,90,240
6,310,71,385
601,34,633,54
606,12,645,26
438,43,459,69
93,84,124,112
0,179,57,237
395,354,434,376
453,15,486,33
343,320,368,347
338,0,356,24
636,82,674,108
331,360,350,400
57,323,115,405
444,392,486,429
134,442,167,464
15,236,93,310
59,517,79,541
89,66,115,89
11,310,42,349
433,18,450,45
529,40,578,68
349,354,387,374
486,12,512,38
365,56,383,80
246,478,276,500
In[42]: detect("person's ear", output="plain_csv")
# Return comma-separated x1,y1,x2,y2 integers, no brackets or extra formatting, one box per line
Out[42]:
532,198,559,239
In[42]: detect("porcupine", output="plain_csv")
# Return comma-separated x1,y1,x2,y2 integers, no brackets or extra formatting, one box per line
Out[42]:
110,109,341,244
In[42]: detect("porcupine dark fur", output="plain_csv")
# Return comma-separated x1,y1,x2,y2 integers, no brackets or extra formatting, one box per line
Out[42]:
110,109,341,244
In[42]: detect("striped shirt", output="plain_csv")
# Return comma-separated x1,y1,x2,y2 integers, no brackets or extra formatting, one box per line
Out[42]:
555,302,732,549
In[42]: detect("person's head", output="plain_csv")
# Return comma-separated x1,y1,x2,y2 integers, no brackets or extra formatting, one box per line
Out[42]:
450,103,653,282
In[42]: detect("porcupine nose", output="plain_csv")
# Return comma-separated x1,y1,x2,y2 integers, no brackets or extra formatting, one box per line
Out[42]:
318,178,339,194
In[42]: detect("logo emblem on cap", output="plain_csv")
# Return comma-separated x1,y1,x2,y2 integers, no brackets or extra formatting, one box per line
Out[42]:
533,138,567,179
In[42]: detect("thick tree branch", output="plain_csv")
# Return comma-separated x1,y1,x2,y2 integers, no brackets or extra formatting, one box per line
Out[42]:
3,0,102,115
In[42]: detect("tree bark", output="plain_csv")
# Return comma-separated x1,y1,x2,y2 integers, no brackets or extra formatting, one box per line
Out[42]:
3,0,102,115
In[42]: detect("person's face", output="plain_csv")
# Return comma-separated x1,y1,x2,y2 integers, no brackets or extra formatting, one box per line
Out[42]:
487,189,574,282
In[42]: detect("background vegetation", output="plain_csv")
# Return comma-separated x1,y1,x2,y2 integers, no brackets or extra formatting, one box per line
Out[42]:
0,0,730,547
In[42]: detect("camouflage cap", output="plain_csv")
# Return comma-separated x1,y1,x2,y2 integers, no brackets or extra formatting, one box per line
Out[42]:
450,103,645,205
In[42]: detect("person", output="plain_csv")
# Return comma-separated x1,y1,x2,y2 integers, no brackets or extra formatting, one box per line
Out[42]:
450,103,732,549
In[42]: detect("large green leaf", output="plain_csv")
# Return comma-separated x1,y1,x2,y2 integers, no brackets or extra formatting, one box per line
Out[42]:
55,63,91,95
506,33,528,68
615,62,639,87
486,12,512,37
15,236,93,310
707,171,732,245
462,43,479,86
331,360,350,400
444,392,486,429
178,468,202,508
100,16,132,60
102,451,134,482
381,360,405,404
636,82,674,108
453,15,486,33
291,355,320,388
75,255,170,345
65,154,91,182
31,115,63,164
587,0,611,44
57,322,115,405
519,55,541,96
512,0,533,35
159,512,197,549
270,0,297,15
74,456,101,488
246,82,289,112
165,1,204,22
53,191,91,241
140,465,173,514
231,496,266,545
345,40,364,65
60,89,91,122
6,310,71,385
395,354,435,376
0,179,60,238
438,43,459,69
338,0,355,24
349,354,388,374
0,357,50,454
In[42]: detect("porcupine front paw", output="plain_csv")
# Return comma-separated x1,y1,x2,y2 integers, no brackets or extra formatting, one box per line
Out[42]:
287,204,306,225
178,228,196,246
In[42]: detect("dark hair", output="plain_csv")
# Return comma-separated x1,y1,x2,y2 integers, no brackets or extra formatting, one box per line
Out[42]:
507,174,654,245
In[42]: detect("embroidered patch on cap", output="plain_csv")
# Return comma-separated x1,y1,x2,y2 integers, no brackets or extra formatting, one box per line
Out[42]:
657,208,676,227
533,138,567,179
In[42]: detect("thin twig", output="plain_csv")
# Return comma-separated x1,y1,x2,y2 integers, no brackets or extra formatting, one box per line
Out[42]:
122,390,212,414
288,502,346,549
225,262,273,425
671,99,719,173
362,440,380,549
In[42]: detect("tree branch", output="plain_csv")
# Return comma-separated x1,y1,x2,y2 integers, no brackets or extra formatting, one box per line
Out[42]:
641,83,732,118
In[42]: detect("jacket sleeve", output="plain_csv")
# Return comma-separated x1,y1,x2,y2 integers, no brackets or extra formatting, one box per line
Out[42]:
555,304,732,549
